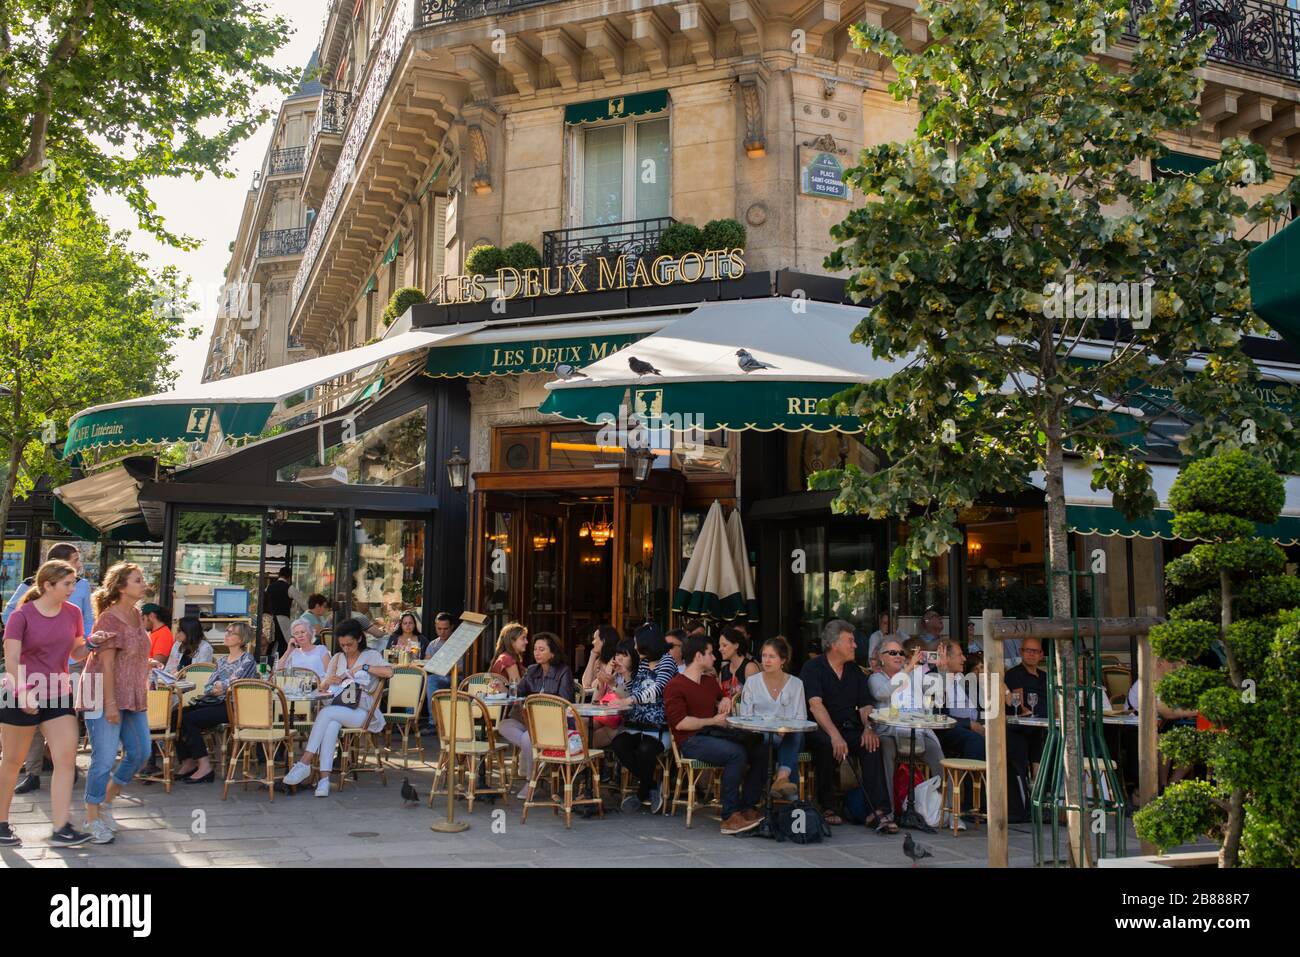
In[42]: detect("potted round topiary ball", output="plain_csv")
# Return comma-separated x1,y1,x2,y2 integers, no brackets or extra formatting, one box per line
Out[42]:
501,241,542,272
702,218,746,252
464,244,505,277
383,286,427,326
657,222,704,258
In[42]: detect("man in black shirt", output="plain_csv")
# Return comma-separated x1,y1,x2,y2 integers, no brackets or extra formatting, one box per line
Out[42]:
800,619,895,829
1004,637,1048,766
262,565,294,657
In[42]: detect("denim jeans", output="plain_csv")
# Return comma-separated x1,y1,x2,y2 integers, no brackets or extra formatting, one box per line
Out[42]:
766,731,803,784
84,709,151,805
680,732,766,818
425,673,451,727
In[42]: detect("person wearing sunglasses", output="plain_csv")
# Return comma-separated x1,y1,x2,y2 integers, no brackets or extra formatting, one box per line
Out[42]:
867,638,945,796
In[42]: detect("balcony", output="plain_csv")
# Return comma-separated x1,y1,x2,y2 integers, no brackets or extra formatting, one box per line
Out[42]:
416,0,554,27
542,217,677,270
303,89,353,207
1127,0,1300,82
268,147,306,177
259,227,309,258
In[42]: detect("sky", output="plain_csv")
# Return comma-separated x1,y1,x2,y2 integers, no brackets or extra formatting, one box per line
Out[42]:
95,2,321,393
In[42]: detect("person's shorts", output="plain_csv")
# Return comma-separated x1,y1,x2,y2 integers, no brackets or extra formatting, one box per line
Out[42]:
0,705,76,727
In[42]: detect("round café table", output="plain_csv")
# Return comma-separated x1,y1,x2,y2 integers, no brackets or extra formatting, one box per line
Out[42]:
725,715,818,838
574,700,631,807
868,710,954,832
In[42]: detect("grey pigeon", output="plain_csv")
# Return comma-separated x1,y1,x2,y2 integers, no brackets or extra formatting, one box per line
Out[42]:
553,363,588,381
628,356,662,376
401,778,419,807
736,349,775,372
903,832,932,866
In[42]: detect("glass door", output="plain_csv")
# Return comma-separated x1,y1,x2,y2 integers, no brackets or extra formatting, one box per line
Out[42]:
523,504,565,646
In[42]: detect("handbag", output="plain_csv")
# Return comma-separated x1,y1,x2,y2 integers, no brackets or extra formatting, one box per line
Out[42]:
330,677,363,709
594,691,624,729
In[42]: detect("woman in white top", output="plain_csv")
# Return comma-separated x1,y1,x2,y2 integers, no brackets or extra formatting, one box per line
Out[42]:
739,636,807,801
165,616,215,674
275,618,330,679
281,620,392,797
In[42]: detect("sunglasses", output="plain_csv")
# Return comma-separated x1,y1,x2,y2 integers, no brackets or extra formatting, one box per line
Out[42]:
881,650,904,657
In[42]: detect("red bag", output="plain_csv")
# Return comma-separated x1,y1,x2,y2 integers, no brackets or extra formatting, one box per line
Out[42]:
893,763,927,815
594,691,623,729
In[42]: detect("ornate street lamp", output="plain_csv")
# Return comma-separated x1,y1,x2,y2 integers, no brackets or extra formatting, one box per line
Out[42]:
628,444,655,482
445,447,469,490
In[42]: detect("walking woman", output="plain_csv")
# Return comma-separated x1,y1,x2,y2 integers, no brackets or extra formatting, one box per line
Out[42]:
282,618,392,797
81,563,153,845
0,560,92,847
174,623,257,783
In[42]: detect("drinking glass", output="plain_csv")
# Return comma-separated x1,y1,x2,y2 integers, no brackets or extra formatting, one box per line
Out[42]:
1026,692,1039,714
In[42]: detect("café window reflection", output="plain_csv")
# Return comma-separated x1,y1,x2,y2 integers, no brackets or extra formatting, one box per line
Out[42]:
276,406,427,488
352,516,425,633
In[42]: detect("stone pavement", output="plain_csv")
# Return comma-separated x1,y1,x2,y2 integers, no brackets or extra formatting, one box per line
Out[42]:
0,750,1137,869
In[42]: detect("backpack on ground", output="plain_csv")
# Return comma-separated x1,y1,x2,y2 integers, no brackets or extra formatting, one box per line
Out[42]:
772,800,832,844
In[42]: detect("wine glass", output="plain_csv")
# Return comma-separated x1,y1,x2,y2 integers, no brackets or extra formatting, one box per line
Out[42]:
1026,692,1039,715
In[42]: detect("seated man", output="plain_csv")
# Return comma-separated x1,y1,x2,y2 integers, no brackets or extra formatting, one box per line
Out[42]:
800,619,896,831
1004,637,1048,766
664,635,765,835
420,612,456,735
934,639,985,759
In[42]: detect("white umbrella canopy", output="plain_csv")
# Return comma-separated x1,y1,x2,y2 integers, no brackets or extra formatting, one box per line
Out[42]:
672,500,745,621
726,509,758,622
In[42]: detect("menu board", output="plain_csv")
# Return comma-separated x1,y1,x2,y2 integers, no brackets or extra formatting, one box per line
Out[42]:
424,611,488,677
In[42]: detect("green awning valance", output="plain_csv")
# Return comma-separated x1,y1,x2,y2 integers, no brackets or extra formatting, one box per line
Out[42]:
1068,504,1300,546
381,235,401,265
564,90,668,125
63,403,275,459
1250,215,1300,353
426,333,646,378
1153,151,1216,178
539,381,864,433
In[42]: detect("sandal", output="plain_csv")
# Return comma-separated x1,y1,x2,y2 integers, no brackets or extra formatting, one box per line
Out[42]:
823,811,845,826
874,817,900,835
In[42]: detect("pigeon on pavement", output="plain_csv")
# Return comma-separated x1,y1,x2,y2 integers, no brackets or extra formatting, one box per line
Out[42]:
627,356,662,376
736,349,775,372
903,832,933,867
401,778,419,807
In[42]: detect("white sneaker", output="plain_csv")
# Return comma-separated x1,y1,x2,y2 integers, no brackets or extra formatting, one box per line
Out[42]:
942,811,968,831
88,818,115,845
517,784,533,800
314,777,330,798
98,805,119,832
283,762,312,787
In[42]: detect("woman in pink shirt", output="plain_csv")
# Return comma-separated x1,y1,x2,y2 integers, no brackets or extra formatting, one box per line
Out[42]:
80,562,153,845
0,560,93,848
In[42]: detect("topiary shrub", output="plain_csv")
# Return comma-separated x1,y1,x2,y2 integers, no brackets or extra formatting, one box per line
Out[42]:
464,244,504,276
658,222,703,257
701,217,747,250
501,241,542,272
382,286,426,326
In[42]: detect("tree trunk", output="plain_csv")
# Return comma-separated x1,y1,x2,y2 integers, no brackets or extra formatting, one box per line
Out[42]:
0,438,24,560
1219,569,1243,867
1044,421,1090,866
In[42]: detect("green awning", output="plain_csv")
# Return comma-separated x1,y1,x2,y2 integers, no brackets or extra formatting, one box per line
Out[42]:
1068,504,1300,546
381,235,401,265
64,402,275,459
364,274,377,295
539,380,865,432
50,499,158,543
1250,215,1300,353
426,332,647,378
564,90,667,125
1153,151,1217,178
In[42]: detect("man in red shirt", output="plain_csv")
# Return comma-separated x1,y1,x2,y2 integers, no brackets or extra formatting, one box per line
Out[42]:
141,604,174,667
664,634,765,835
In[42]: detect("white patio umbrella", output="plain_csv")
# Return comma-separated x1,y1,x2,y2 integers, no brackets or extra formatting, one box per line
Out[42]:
726,509,759,622
672,500,744,622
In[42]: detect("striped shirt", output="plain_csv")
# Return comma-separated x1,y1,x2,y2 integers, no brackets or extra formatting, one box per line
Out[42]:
624,656,677,729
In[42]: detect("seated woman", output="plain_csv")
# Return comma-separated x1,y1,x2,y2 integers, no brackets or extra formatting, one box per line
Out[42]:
718,627,760,698
495,633,573,797
165,616,214,674
489,622,529,686
610,625,677,813
174,623,258,783
275,617,330,679
738,636,807,801
580,624,620,698
383,612,424,658
282,619,393,797
867,639,945,794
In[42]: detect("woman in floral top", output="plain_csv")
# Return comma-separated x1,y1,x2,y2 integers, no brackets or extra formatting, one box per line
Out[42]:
81,563,153,844
174,623,257,784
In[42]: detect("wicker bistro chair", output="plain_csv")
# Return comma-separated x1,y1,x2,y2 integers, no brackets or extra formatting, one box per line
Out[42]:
427,690,511,813
459,672,507,695
618,748,675,812
669,737,724,828
335,677,388,790
139,688,183,793
272,670,320,762
939,758,988,835
521,694,604,828
179,663,226,773
222,679,295,801
383,666,427,767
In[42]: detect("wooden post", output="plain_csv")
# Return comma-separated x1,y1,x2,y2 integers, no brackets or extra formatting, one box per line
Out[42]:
1137,632,1157,854
983,609,1009,868
430,662,469,833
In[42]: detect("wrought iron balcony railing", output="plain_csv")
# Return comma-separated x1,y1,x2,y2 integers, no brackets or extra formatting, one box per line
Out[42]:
268,147,306,176
1127,0,1300,82
416,0,554,27
541,217,677,270
306,89,353,160
259,227,309,258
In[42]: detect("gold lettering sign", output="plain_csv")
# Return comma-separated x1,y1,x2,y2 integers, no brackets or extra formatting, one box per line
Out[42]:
437,248,745,306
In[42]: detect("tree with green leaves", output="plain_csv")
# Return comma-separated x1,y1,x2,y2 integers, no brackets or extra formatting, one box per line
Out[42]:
0,0,295,244
1134,451,1300,867
0,176,195,542
814,0,1300,863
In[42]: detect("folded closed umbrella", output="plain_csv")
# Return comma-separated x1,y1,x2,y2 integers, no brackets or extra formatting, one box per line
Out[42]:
672,500,743,621
726,509,759,623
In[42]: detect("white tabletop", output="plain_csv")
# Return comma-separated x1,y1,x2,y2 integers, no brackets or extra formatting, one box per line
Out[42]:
1008,712,1138,728
575,701,631,717
726,715,817,734
869,711,956,731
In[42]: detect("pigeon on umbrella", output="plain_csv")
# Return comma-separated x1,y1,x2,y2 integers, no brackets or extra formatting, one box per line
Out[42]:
553,363,588,381
736,349,775,373
627,356,662,376
903,832,933,867
400,778,419,807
